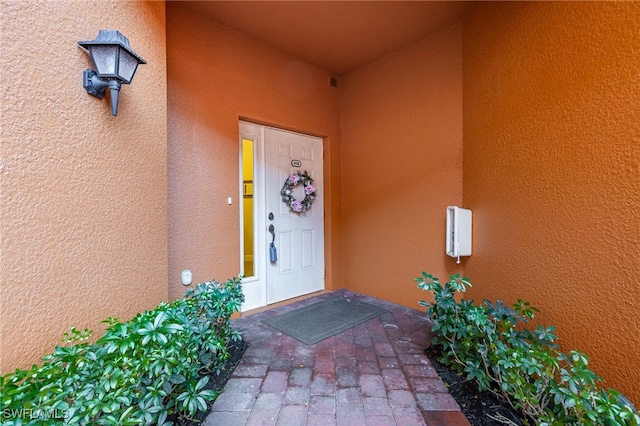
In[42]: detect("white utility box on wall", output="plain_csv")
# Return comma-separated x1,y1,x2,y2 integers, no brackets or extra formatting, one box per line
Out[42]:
446,206,472,264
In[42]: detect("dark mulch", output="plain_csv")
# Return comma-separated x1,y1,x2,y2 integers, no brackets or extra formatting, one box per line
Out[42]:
170,338,249,425
425,345,529,426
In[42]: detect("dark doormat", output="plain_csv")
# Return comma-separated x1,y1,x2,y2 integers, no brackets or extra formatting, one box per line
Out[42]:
263,297,388,345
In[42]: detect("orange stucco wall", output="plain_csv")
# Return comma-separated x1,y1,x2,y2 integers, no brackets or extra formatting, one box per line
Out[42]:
166,3,342,301
339,24,464,309
4,0,636,406
0,1,168,373
463,2,640,404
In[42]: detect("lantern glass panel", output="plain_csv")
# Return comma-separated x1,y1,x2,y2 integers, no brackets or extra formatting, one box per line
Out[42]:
117,49,140,83
91,45,118,76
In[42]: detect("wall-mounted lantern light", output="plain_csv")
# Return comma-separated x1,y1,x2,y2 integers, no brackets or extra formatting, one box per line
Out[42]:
78,30,146,116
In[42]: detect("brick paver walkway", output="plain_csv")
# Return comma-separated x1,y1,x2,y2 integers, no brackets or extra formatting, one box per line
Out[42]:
205,290,470,426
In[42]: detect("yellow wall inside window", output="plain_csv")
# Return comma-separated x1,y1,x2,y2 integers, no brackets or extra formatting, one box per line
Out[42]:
242,139,254,276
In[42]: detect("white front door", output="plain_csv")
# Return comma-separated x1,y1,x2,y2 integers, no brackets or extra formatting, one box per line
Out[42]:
264,127,324,303
239,122,324,310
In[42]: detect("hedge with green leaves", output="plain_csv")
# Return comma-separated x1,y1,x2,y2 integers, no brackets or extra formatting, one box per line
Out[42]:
416,272,640,426
1,277,244,426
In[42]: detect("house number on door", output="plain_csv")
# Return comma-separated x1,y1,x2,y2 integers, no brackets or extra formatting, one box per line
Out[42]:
291,160,302,167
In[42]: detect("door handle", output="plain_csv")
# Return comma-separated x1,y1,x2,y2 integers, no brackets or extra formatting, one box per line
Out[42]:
268,224,275,244
268,224,277,262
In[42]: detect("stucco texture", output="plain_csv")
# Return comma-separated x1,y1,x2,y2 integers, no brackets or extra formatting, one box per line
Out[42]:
0,1,168,373
166,3,343,301
4,0,639,407
463,2,640,404
339,24,464,309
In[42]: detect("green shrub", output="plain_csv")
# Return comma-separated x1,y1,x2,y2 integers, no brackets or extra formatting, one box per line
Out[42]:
1,276,244,425
416,272,640,426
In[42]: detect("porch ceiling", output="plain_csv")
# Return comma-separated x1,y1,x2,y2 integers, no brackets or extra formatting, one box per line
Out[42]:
177,1,472,76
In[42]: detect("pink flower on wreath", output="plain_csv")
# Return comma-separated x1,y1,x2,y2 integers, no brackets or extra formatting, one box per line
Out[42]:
288,174,300,185
291,200,303,212
305,185,315,195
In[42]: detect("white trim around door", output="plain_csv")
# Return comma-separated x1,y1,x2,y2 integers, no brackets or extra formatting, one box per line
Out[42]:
239,121,324,311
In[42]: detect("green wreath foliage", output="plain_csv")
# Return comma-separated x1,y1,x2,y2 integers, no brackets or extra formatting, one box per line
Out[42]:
280,170,316,213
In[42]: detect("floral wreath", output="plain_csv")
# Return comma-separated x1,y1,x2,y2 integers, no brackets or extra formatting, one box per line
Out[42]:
280,171,316,213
